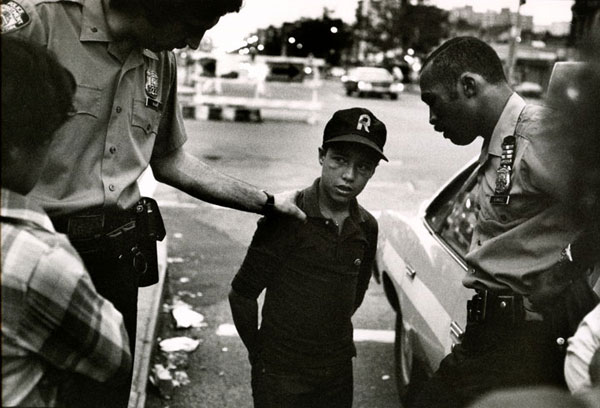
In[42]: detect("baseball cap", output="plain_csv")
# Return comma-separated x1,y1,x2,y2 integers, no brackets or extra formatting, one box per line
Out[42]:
322,107,388,161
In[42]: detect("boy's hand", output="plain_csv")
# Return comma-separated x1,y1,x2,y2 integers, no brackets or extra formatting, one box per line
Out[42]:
273,190,306,221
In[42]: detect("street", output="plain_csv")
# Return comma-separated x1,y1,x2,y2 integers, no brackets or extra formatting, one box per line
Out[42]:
145,80,480,408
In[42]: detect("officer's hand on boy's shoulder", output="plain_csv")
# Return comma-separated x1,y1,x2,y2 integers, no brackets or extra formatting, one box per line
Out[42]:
273,190,306,222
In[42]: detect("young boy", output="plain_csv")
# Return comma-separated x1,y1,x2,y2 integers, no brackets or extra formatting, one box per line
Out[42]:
1,37,131,407
229,107,387,408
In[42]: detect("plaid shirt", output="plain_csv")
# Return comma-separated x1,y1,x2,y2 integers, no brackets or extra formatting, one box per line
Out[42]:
1,189,131,407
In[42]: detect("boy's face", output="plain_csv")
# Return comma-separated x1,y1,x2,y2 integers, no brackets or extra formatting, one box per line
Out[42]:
318,143,379,206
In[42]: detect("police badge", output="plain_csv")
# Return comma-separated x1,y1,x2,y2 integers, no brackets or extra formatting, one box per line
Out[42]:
145,69,159,99
490,136,516,206
145,69,162,110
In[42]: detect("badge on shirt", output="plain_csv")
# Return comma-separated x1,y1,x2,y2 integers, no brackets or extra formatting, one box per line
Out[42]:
1,1,30,33
145,69,159,99
490,136,516,206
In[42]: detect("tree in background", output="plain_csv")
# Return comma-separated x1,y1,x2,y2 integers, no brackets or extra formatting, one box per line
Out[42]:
364,0,449,55
257,10,353,66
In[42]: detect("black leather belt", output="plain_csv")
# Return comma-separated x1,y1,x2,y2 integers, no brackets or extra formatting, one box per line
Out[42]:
51,207,140,239
467,290,526,325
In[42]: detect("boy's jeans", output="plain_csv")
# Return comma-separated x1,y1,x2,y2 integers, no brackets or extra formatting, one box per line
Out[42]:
251,359,353,408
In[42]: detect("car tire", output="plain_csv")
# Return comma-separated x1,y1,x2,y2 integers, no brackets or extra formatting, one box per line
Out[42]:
390,93,398,100
345,88,352,96
394,313,429,407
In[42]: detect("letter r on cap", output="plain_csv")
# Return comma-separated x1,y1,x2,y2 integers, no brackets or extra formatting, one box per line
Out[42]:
357,114,371,132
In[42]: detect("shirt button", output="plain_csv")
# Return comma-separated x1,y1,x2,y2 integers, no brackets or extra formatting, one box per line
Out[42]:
500,215,508,222
325,220,330,225
146,124,152,131
90,27,98,33
354,259,362,266
108,184,115,191
477,240,482,246
109,146,117,154
116,106,122,113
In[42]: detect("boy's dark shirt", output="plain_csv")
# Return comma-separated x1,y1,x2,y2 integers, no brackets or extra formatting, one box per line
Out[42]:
232,178,378,368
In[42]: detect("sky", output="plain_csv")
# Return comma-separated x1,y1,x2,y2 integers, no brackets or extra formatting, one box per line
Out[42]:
207,0,575,51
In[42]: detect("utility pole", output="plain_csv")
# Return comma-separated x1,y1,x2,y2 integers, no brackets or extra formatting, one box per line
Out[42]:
506,0,525,84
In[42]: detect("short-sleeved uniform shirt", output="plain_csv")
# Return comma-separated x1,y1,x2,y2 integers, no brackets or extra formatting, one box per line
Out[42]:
565,303,600,393
465,93,584,294
232,178,378,368
1,0,187,216
1,189,131,407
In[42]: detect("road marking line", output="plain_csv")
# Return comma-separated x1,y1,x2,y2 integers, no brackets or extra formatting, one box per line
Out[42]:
216,323,238,337
353,329,395,343
158,201,199,209
216,324,395,344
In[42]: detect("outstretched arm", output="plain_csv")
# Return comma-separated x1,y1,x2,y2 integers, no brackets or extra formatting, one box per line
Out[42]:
151,147,305,220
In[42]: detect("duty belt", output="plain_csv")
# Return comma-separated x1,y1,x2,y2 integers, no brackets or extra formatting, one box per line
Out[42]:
52,209,138,240
467,290,526,325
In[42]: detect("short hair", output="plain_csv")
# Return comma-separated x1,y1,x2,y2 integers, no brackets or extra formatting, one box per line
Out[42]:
109,0,243,27
1,37,76,156
422,37,507,94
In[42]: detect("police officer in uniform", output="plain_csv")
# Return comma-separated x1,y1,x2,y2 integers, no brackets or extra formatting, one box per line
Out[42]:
414,36,598,408
1,1,305,407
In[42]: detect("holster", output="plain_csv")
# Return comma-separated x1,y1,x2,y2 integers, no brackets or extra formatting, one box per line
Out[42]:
53,197,166,287
133,197,166,287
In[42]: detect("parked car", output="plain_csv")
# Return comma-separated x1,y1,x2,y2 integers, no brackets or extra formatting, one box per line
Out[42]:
373,158,478,405
341,67,404,99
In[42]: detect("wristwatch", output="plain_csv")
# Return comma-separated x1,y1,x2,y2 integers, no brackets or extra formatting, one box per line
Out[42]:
261,190,275,216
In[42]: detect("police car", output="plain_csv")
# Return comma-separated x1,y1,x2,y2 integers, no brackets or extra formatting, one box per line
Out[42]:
373,159,478,404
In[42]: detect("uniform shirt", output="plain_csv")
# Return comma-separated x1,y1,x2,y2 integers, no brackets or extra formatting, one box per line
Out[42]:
232,178,378,368
1,189,131,407
464,93,583,294
565,303,600,393
2,0,187,216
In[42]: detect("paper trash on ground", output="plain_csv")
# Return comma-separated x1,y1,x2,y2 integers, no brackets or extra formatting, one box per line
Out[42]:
159,337,200,353
172,302,205,329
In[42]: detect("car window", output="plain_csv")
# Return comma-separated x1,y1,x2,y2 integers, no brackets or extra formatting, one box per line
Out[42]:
425,161,479,257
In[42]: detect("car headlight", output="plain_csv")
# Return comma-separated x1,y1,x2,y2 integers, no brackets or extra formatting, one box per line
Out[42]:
391,83,405,93
357,81,373,91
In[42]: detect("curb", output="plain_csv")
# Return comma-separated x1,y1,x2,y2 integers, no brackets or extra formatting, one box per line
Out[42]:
128,242,168,408
128,169,168,408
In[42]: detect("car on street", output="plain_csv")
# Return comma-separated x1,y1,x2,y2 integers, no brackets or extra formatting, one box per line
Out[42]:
373,158,478,405
341,67,404,99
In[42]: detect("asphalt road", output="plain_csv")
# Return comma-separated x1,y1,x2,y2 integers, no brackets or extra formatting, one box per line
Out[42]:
145,80,480,408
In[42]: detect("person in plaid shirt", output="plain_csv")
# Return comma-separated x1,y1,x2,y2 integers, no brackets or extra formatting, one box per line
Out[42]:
1,37,131,407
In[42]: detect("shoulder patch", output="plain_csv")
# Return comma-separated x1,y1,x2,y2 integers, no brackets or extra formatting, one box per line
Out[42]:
1,1,31,34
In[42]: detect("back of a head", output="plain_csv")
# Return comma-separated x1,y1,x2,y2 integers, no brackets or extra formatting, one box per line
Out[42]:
422,36,507,93
1,37,76,155
109,0,243,27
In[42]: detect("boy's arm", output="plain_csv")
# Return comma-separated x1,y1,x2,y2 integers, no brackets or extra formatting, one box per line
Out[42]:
25,246,131,383
354,221,378,313
229,215,294,360
228,288,260,362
